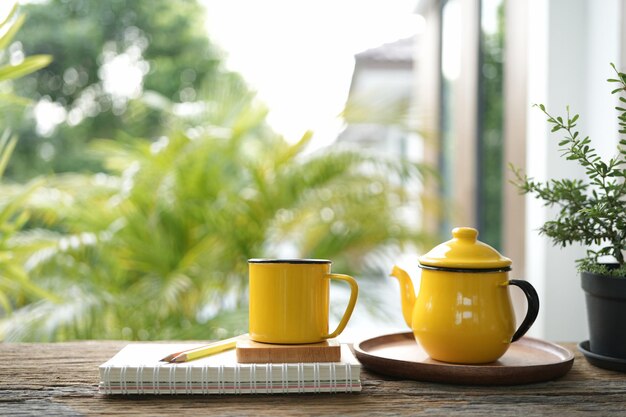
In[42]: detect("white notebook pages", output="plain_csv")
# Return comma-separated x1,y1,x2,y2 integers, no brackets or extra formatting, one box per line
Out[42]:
99,343,361,394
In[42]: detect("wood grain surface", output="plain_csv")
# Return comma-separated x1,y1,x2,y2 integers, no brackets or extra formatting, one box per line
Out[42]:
236,338,340,363
1,341,625,416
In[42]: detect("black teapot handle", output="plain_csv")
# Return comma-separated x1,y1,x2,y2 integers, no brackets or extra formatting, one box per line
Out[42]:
509,279,540,342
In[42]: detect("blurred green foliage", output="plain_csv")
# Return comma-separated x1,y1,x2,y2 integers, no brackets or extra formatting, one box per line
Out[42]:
477,0,505,249
0,4,55,322
0,1,432,341
1,81,429,341
0,4,52,132
8,0,226,179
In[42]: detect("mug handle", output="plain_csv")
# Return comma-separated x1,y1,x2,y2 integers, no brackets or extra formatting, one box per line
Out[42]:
508,279,540,342
323,273,359,339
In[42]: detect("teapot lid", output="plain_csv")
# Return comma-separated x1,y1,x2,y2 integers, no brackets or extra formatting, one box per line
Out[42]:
419,227,512,270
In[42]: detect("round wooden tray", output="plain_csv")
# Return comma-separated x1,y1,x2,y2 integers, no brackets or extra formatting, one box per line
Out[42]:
354,332,574,385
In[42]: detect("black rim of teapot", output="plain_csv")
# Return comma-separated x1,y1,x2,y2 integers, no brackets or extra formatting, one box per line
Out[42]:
419,264,512,273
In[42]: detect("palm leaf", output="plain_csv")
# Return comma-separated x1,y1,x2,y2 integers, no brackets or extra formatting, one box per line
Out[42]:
0,55,53,82
0,10,23,51
0,130,16,178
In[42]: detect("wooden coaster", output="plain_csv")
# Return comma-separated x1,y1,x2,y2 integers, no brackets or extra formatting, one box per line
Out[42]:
236,338,341,363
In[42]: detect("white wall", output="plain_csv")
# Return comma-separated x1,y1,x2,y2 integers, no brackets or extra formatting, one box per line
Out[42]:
525,0,620,342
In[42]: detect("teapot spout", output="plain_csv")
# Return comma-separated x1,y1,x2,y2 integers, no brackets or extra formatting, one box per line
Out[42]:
390,265,416,328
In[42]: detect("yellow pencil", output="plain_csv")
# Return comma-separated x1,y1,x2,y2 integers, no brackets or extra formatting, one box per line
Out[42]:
162,334,247,363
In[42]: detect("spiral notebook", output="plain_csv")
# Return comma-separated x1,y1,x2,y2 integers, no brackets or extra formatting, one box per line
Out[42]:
99,343,361,394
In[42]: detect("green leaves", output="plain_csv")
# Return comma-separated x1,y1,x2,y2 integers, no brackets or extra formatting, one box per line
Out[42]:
0,6,52,84
0,5,22,51
0,131,16,179
0,55,52,83
0,7,52,322
515,65,626,269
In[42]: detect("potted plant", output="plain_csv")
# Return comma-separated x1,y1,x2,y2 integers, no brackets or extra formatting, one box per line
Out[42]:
511,63,626,370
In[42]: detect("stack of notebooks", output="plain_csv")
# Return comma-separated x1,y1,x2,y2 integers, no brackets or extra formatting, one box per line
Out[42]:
99,343,361,394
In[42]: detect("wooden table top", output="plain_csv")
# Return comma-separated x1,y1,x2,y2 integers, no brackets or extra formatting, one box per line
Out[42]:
1,341,625,416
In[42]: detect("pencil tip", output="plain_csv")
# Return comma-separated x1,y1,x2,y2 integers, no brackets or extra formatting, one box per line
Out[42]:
170,355,186,363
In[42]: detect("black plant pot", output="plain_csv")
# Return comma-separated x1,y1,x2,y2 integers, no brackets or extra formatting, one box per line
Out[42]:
581,269,626,360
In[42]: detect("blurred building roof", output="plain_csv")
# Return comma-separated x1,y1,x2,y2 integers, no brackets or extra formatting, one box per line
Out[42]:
354,36,415,66
348,36,416,97
337,36,417,156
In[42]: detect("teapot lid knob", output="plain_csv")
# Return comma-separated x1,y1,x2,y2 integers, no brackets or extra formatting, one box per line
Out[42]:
452,227,478,242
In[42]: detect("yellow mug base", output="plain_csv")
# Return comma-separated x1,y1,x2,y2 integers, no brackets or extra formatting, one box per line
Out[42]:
249,334,326,345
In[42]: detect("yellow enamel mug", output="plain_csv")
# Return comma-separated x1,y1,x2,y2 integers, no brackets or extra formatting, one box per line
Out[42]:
248,259,359,344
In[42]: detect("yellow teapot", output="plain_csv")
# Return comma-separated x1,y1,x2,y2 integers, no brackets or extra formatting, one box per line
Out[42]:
391,227,539,364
